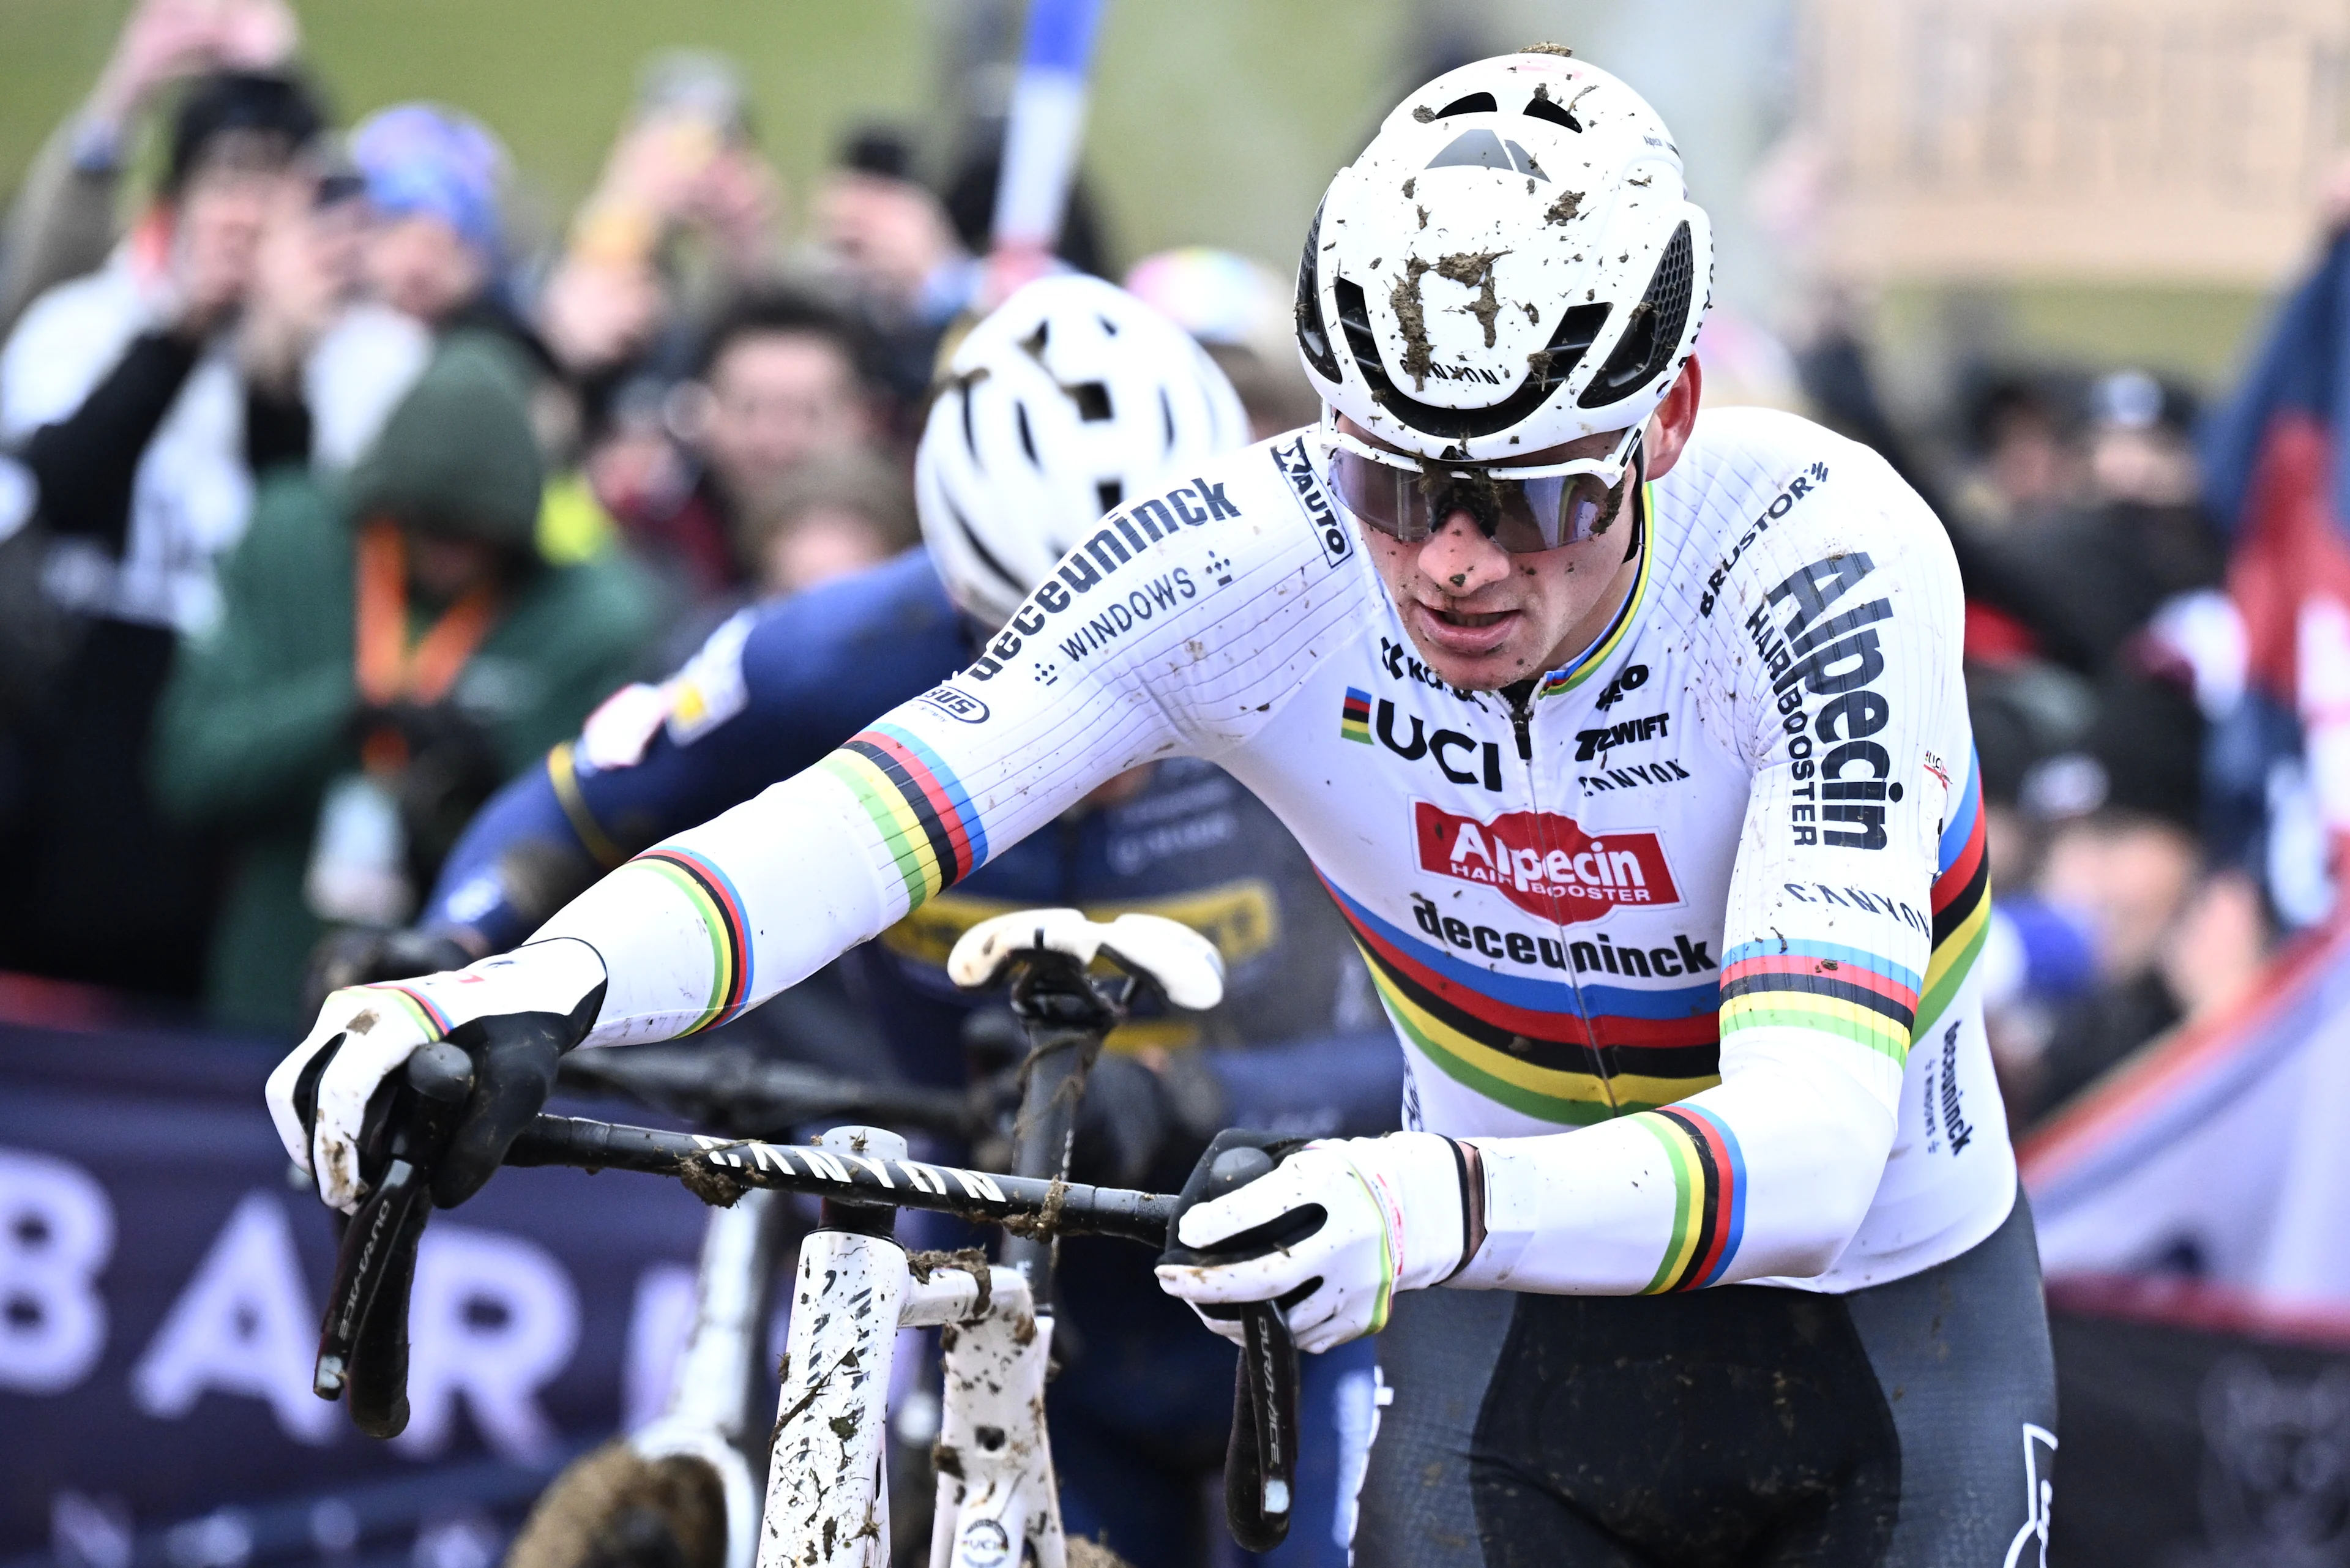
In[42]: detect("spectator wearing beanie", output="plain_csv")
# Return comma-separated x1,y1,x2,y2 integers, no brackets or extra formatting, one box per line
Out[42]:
152,334,657,1030
350,103,510,333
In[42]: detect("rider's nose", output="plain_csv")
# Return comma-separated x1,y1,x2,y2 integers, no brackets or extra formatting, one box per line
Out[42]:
1417,509,1508,592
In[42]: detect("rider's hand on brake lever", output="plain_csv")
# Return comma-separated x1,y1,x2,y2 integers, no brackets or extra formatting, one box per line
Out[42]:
1155,1131,1471,1354
265,938,608,1212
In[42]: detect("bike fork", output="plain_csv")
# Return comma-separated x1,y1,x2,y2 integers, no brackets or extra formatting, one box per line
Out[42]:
759,1130,1065,1568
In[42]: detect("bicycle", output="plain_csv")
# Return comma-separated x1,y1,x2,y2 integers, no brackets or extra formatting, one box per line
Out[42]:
507,1043,985,1568
307,911,1304,1568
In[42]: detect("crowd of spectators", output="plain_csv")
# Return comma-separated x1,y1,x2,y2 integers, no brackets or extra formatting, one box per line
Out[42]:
1819,358,2281,1132
0,0,2299,1131
0,0,1315,1038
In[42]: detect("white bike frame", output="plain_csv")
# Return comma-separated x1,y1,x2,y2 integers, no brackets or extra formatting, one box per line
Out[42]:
766,1225,1059,1568
754,1123,1064,1568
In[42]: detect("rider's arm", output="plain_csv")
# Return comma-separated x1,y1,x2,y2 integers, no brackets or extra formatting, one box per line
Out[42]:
537,462,1370,1047
1456,454,1961,1293
424,575,961,953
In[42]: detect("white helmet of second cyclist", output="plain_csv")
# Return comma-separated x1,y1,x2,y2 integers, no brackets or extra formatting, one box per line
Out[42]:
919,274,1249,630
1296,50,1713,464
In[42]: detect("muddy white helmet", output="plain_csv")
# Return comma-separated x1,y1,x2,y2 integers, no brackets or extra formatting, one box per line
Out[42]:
918,274,1248,630
1295,50,1712,463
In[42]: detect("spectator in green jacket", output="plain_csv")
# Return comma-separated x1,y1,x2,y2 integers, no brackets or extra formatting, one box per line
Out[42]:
153,333,658,1031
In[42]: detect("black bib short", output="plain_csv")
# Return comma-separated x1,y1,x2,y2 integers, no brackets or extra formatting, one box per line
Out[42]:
1354,1189,2056,1567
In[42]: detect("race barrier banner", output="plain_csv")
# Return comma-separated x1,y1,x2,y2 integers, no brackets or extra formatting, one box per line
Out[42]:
0,1008,716,1568
13,916,2350,1568
2024,917,2350,1566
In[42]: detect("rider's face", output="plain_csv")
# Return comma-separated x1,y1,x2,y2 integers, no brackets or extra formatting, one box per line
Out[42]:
1352,360,1700,693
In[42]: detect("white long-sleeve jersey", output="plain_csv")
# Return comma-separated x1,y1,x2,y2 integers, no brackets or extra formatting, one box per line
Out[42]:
539,406,2012,1295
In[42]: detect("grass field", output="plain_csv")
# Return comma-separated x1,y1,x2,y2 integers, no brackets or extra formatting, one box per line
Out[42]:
0,0,2283,386
0,0,1413,274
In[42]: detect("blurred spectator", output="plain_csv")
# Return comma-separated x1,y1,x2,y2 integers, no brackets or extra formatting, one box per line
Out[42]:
1125,247,1319,439
815,125,1116,409
0,70,437,1000
151,335,658,1030
537,51,785,403
1963,370,2225,679
0,0,298,336
349,103,509,332
589,287,879,605
939,140,1111,282
346,103,636,575
737,448,918,601
1988,672,2268,1123
1950,373,2084,538
817,127,980,404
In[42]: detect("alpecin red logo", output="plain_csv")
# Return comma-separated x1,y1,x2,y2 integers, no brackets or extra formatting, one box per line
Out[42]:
1412,802,1681,922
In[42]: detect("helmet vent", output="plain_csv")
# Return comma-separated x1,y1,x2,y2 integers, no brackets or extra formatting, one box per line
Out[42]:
1334,275,1609,440
1295,198,1341,383
1097,480,1122,513
1015,402,1038,463
1580,220,1693,408
1426,130,1546,181
1522,94,1580,132
1433,91,1498,118
1070,381,1113,422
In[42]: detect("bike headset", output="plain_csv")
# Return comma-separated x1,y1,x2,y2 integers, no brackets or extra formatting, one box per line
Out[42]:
916,274,1250,634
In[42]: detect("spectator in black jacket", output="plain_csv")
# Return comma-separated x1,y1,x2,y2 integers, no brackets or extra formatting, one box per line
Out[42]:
0,71,422,999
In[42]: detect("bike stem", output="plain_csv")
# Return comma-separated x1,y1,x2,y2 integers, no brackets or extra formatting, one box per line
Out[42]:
998,955,1119,1300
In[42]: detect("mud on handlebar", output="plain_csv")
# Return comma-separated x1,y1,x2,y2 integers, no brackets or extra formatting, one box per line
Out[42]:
507,1111,1179,1242
311,1043,1179,1441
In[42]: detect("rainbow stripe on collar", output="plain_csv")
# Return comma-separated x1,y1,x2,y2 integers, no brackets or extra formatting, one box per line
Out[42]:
1535,480,1657,700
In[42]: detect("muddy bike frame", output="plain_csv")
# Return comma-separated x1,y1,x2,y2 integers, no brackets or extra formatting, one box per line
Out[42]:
309,952,1299,1567
542,1044,982,1568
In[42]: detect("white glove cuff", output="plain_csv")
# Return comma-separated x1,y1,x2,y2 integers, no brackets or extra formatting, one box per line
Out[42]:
414,936,609,1031
1326,1131,1470,1295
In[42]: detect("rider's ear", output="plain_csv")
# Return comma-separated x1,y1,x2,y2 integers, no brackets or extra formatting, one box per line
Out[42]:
1639,357,1704,481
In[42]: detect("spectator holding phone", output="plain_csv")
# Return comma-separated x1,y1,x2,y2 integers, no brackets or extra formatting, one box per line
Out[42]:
0,65,441,999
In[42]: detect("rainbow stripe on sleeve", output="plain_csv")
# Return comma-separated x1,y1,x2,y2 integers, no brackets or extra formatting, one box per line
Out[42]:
1636,1103,1747,1291
1718,938,1921,1064
819,722,990,911
1340,687,1373,744
1915,752,1990,1038
630,846,754,1034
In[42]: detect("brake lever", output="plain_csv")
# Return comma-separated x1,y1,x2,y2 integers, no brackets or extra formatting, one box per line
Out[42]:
312,1040,474,1436
1162,1131,1307,1552
1229,1302,1299,1551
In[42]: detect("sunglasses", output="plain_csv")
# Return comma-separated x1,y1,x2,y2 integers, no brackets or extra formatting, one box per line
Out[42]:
1324,421,1642,554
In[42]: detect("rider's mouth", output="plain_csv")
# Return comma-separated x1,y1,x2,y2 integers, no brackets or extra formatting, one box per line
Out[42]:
1409,597,1520,656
